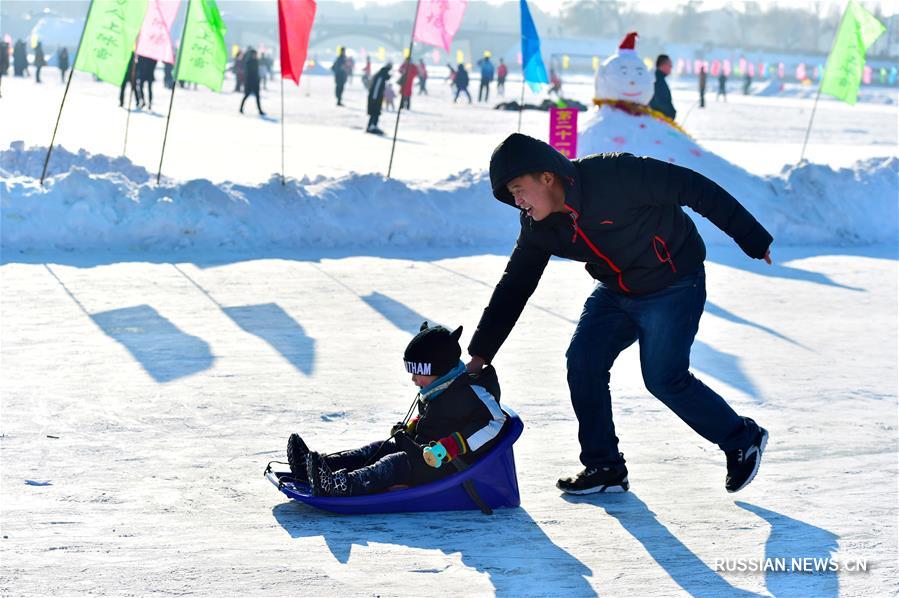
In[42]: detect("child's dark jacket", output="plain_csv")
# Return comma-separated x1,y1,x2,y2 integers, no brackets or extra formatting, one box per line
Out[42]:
398,366,507,484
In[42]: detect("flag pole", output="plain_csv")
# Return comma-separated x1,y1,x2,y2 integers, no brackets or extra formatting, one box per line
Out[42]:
517,75,525,132
386,0,421,179
280,58,285,186
156,0,192,185
40,0,95,186
123,52,137,156
798,86,822,163
799,4,847,165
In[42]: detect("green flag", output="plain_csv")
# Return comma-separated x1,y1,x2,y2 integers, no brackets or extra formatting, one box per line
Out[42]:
74,0,148,84
820,0,886,104
176,0,228,92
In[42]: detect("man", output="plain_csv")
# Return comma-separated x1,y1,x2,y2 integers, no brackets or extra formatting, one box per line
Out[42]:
649,54,676,120
239,48,264,115
698,66,707,108
57,47,69,83
477,54,494,102
467,133,771,495
366,62,391,134
119,53,142,108
137,55,157,110
331,47,348,106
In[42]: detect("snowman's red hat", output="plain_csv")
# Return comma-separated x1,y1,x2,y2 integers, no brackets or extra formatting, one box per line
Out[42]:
618,32,639,54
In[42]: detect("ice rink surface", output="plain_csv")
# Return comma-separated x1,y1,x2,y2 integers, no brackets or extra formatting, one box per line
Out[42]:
1,67,897,596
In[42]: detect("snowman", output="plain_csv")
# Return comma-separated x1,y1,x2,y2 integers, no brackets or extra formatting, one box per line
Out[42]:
594,32,653,106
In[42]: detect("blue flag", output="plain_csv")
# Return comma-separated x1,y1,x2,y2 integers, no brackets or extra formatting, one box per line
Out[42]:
520,0,548,91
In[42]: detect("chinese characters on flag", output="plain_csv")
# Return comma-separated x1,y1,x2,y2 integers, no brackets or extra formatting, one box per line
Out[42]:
549,108,578,158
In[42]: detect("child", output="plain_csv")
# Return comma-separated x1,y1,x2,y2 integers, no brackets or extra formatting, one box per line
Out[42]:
287,322,507,497
383,82,397,111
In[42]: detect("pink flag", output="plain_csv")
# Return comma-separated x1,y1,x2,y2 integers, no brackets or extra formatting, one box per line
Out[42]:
549,107,578,159
136,0,180,64
413,0,467,52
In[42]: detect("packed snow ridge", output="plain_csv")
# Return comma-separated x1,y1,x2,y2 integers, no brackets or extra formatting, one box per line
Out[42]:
1,141,896,253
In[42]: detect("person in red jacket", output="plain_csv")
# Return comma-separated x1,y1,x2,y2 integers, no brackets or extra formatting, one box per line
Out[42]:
398,57,418,110
497,58,508,96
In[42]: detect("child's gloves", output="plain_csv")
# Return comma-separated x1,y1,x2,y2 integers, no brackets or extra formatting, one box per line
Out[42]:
389,416,419,437
422,433,468,468
422,442,448,468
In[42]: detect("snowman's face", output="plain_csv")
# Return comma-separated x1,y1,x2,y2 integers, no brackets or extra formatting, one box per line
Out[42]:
595,53,653,105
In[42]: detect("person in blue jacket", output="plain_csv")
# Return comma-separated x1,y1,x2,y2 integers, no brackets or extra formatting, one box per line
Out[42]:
477,54,495,103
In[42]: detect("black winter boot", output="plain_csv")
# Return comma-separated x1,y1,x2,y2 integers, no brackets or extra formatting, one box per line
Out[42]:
306,452,352,497
287,433,309,481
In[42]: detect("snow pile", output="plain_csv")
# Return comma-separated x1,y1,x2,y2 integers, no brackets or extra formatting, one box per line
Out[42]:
1,141,896,254
1,143,513,253
578,106,897,247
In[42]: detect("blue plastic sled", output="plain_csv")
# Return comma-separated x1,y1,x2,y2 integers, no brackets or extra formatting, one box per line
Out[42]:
265,407,524,515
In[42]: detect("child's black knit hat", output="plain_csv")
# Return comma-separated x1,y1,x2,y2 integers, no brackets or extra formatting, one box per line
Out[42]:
403,321,463,377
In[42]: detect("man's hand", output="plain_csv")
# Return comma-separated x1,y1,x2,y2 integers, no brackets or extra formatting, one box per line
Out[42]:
466,355,486,373
764,248,772,265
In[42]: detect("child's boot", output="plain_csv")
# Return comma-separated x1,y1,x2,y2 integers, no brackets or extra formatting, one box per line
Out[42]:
287,433,310,480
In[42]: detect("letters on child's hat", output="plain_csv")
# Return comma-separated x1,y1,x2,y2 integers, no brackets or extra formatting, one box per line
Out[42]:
403,321,463,377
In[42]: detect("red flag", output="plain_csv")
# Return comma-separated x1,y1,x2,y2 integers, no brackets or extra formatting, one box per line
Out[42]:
279,0,316,85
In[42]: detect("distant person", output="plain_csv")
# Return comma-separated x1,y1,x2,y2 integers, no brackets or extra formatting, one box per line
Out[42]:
453,63,471,104
446,63,457,91
240,48,264,115
0,40,9,95
716,71,727,101
496,58,508,96
398,57,417,110
648,54,676,120
477,54,494,102
13,39,27,77
0,40,8,77
119,53,142,107
258,52,270,90
33,41,45,83
331,46,347,106
362,56,372,89
232,50,245,93
164,61,174,89
137,55,157,110
698,66,707,108
383,80,396,111
549,68,562,97
57,47,69,83
743,72,752,95
345,55,355,85
366,61,391,135
417,59,428,95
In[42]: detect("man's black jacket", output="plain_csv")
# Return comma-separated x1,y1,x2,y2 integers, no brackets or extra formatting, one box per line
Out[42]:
469,133,773,363
649,70,676,120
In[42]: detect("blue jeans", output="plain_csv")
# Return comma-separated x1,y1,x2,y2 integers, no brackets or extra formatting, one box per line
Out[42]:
566,267,754,467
